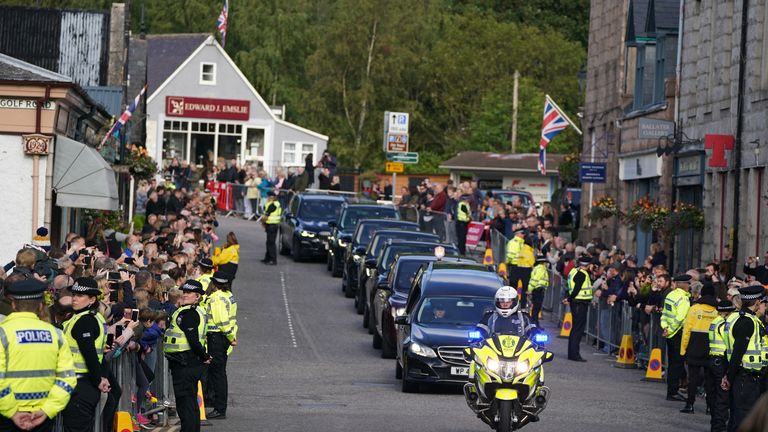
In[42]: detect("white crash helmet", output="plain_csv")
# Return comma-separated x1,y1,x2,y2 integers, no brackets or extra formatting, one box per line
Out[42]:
495,286,519,318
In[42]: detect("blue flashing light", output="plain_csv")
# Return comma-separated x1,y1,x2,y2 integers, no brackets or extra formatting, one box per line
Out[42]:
533,333,549,344
468,330,483,341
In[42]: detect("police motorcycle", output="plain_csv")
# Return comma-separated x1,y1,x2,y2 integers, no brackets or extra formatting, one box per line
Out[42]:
463,286,553,432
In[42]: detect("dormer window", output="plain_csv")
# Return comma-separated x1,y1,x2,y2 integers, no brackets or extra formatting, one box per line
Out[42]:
200,62,216,85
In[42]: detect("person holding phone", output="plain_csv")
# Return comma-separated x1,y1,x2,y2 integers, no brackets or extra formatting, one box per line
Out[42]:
61,277,109,432
163,280,211,432
204,272,238,420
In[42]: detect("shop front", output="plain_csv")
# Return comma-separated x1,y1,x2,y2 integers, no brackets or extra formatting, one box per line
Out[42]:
619,151,663,261
673,150,705,271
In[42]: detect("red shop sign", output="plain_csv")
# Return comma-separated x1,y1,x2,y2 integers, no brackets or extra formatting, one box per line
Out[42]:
165,96,250,121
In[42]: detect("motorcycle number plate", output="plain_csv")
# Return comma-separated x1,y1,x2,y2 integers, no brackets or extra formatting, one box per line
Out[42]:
450,366,470,376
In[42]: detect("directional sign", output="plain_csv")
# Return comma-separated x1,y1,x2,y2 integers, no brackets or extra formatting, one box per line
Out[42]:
385,133,409,153
387,112,409,134
386,152,419,164
385,162,404,173
579,163,607,183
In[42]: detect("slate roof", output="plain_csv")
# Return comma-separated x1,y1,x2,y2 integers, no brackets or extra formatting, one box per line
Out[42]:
0,53,72,82
439,151,564,174
147,33,209,94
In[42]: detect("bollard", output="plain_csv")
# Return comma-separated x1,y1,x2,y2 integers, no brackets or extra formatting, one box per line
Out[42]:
114,411,133,432
497,263,508,281
643,348,664,382
614,334,637,368
559,311,573,338
483,248,494,265
197,381,208,421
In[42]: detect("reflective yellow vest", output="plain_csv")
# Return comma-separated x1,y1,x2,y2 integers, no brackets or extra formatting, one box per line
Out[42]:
457,201,471,222
266,201,282,224
196,272,213,292
0,312,77,418
506,236,523,265
726,312,764,370
164,305,207,353
62,310,107,374
661,288,691,338
206,290,238,342
528,264,549,292
568,268,592,301
708,315,727,357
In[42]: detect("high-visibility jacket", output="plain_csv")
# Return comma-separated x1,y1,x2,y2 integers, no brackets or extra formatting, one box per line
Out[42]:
528,264,549,292
708,315,727,357
506,236,523,265
568,268,592,301
212,244,240,266
680,302,717,359
724,312,740,357
0,312,77,419
457,201,471,222
62,310,107,374
196,272,214,291
661,288,690,338
164,305,207,353
726,312,765,370
266,201,282,224
206,290,238,343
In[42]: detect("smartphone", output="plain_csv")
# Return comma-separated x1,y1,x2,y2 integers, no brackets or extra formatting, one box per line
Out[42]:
108,272,121,281
109,289,119,302
84,256,92,266
125,257,135,265
115,325,123,338
131,309,139,322
106,333,115,348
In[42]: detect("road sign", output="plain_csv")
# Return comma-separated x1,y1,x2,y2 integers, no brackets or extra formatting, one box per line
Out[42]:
385,133,409,153
386,152,419,164
579,162,607,183
387,112,409,134
385,162,404,173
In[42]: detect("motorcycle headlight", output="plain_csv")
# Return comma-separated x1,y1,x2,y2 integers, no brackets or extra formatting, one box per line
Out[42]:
486,358,500,374
300,230,316,238
409,342,437,358
515,360,530,375
392,307,406,318
353,254,362,262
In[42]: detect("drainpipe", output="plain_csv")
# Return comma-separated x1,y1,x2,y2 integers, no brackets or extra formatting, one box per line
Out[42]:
732,0,749,274
31,85,51,236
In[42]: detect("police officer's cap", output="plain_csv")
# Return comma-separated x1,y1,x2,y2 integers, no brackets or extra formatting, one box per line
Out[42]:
197,258,214,269
180,279,205,294
716,300,736,312
535,255,548,263
71,277,100,296
671,274,692,283
737,284,765,301
6,279,47,300
211,271,231,285
577,255,592,266
513,227,526,235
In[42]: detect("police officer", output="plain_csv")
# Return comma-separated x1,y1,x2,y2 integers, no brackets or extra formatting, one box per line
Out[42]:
528,255,549,326
204,271,238,420
0,280,77,432
679,282,718,414
506,228,534,308
61,277,109,432
261,191,281,265
661,274,692,402
195,258,215,291
722,284,766,431
477,286,534,337
455,196,471,255
708,299,735,432
562,255,593,362
164,280,211,432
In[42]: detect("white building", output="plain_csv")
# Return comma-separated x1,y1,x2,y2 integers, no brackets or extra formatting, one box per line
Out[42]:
146,34,328,175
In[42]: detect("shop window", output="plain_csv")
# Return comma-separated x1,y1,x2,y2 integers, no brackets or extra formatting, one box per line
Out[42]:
162,132,187,163
218,123,242,135
283,142,297,165
200,63,216,85
282,142,315,166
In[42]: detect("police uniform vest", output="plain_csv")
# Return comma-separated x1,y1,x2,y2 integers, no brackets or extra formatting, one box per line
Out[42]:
565,267,578,293
528,264,549,292
196,273,213,291
457,201,471,222
62,309,107,374
164,305,208,353
266,201,282,224
206,291,236,336
708,315,727,357
661,288,690,338
0,312,77,416
568,268,592,301
726,312,765,370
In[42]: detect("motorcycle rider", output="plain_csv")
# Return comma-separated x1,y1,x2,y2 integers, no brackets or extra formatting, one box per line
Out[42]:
477,286,535,337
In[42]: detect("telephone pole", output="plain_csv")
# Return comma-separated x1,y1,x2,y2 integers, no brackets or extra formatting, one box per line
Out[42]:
511,70,519,153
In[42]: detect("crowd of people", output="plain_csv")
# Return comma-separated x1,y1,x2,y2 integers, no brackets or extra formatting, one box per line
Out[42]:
0,184,240,431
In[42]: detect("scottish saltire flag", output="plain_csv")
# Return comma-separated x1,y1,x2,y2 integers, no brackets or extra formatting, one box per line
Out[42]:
99,85,147,148
217,0,228,48
538,96,570,175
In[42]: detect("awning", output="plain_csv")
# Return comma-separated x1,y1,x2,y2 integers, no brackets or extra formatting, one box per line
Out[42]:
53,135,119,210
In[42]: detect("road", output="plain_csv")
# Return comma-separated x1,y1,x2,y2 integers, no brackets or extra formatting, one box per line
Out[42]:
203,217,709,432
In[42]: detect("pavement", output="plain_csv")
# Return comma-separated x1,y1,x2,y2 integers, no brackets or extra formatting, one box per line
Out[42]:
172,216,710,432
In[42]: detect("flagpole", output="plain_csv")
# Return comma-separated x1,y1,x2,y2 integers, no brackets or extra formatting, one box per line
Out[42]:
545,94,582,135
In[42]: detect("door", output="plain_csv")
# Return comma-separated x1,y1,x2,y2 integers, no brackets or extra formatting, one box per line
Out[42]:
635,178,659,261
191,134,215,173
675,185,702,272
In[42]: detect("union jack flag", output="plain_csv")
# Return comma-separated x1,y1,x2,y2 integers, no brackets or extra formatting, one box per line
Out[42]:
217,0,228,48
99,85,147,148
538,96,570,175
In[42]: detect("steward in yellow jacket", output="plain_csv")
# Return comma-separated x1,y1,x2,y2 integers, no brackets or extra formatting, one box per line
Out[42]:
661,274,691,401
528,256,549,326
204,271,238,419
212,232,240,280
679,285,718,412
505,228,534,309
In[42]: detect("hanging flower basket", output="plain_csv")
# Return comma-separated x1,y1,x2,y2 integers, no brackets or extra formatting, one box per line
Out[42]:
669,202,705,231
622,196,662,231
588,195,618,222
125,145,158,181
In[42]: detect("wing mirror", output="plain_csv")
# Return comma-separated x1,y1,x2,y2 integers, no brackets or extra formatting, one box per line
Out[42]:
542,351,554,363
394,316,409,326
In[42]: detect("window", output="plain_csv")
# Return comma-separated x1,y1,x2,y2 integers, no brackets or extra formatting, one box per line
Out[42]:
282,141,316,166
200,63,216,85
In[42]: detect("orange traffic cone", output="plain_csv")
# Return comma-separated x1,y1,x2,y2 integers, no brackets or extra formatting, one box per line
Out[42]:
614,334,637,368
643,348,664,382
559,311,573,338
114,411,133,432
197,381,207,420
516,280,523,297
497,263,508,280
483,248,494,265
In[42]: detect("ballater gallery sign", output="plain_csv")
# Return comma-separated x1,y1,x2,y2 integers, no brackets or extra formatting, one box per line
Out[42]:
165,96,250,121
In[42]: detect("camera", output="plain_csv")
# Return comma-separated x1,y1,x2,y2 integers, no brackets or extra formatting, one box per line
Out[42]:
108,272,121,281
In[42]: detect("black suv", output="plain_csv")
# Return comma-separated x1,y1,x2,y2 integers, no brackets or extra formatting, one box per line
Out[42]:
327,204,399,277
279,193,346,261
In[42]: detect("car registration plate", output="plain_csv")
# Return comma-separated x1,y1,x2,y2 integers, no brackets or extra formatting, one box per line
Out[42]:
450,366,469,376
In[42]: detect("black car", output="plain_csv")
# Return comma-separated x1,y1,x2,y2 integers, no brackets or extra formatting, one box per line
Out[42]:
394,262,503,392
327,204,400,277
351,230,440,305
372,254,477,359
279,193,346,261
362,241,460,333
341,219,420,297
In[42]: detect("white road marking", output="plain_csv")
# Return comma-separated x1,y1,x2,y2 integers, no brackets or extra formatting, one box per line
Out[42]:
280,271,298,348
